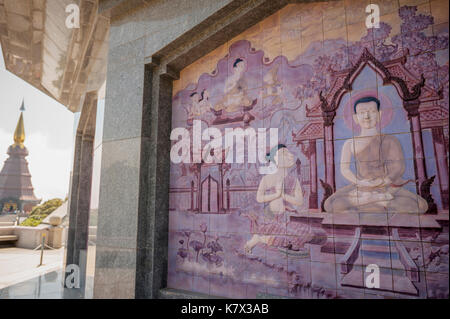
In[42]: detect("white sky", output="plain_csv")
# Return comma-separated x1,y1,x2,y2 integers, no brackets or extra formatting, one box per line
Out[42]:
0,45,76,202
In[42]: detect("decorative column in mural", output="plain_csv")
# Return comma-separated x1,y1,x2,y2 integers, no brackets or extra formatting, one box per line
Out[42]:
320,91,336,192
309,139,318,209
432,127,449,209
218,163,224,212
323,124,335,192
301,140,318,209
225,178,230,211
196,163,202,212
403,78,428,194
190,180,195,211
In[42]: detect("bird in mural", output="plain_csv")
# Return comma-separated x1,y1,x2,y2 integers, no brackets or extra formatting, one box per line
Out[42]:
261,63,283,106
201,143,231,163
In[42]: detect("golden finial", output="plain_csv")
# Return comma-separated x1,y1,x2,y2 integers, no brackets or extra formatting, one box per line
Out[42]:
13,100,25,148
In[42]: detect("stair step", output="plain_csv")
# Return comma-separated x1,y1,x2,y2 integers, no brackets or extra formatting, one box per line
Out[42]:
0,222,15,226
360,249,399,259
0,235,18,241
341,268,418,295
361,239,394,246
321,241,351,254
353,251,404,269
361,243,394,253
360,239,403,268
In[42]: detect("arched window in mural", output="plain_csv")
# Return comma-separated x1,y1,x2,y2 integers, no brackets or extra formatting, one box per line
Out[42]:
200,175,219,213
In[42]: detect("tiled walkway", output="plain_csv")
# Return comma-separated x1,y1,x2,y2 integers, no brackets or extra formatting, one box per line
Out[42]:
0,246,95,299
0,247,64,290
0,270,94,299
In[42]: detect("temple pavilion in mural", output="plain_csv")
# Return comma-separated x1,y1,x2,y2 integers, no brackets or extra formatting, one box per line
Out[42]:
0,101,40,213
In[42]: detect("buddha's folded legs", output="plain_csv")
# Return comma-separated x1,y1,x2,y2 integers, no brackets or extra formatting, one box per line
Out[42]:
324,185,359,213
385,188,428,214
324,185,428,214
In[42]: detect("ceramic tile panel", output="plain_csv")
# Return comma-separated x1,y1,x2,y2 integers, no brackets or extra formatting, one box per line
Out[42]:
167,1,449,299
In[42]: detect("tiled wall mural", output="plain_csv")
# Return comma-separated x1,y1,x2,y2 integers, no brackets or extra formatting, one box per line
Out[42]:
168,0,449,298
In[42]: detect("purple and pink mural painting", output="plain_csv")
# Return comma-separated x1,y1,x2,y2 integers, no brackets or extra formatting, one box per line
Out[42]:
167,1,449,298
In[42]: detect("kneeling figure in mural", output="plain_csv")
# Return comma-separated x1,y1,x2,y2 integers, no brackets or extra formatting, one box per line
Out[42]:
244,145,314,254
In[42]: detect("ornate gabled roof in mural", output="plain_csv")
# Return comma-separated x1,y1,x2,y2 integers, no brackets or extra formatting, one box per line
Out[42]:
295,48,446,136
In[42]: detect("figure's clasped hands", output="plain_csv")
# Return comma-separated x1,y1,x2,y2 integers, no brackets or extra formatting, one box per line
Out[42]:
281,184,287,200
275,180,284,199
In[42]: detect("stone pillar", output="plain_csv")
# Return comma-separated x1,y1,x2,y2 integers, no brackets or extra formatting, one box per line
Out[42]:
65,132,82,267
432,127,449,209
93,37,148,298
133,64,176,299
47,226,63,249
73,131,95,292
308,139,318,209
64,92,97,298
405,100,428,193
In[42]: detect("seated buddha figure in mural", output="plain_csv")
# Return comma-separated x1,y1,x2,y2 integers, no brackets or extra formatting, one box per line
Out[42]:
214,58,254,113
324,97,428,214
244,145,313,254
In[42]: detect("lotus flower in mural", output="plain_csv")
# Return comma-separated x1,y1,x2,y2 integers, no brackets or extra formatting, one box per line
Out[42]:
189,240,204,262
177,248,188,260
207,240,223,254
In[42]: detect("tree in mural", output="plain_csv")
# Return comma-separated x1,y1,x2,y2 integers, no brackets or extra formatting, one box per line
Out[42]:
393,6,449,93
303,5,449,108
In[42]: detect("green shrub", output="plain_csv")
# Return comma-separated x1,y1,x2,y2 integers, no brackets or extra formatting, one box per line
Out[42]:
20,198,63,227
20,215,46,227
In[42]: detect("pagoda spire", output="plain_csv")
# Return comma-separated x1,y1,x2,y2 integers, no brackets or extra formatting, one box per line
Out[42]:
20,99,25,112
13,100,25,148
0,98,40,212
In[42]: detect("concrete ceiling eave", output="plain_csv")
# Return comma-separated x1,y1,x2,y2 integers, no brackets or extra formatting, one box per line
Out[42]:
0,0,109,113
0,39,55,96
